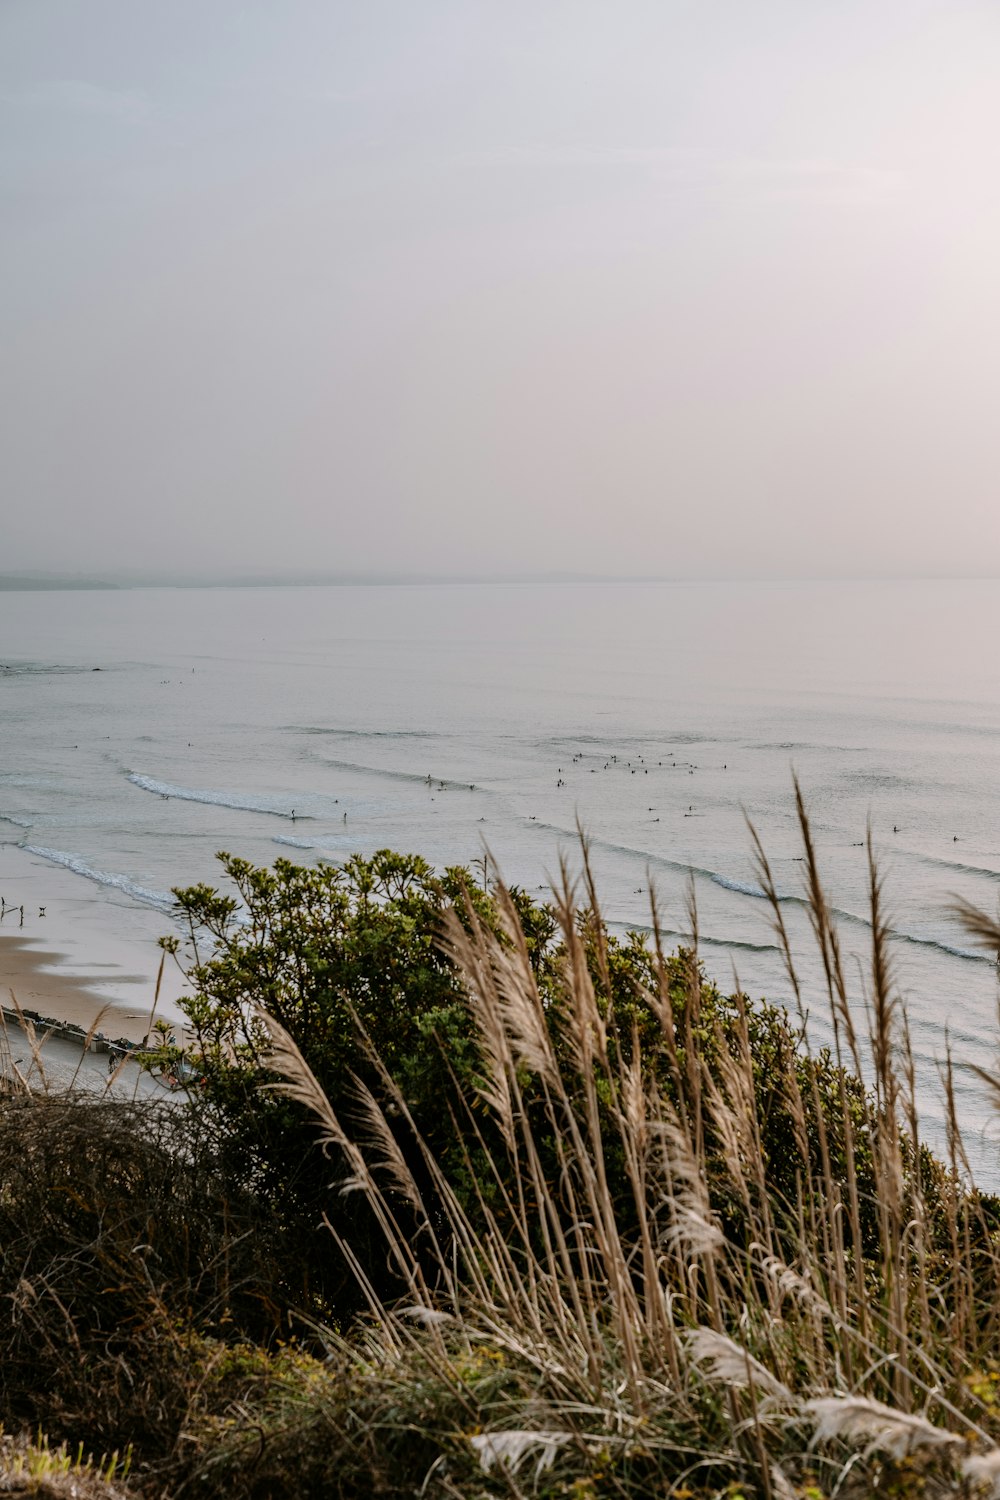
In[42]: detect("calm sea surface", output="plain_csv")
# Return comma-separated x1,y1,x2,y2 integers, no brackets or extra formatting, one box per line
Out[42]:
2,580,999,1173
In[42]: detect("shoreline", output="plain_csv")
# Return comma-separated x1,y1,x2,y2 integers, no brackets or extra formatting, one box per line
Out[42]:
0,934,163,1044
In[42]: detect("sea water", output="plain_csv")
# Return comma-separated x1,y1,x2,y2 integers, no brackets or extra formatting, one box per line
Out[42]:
1,580,999,1175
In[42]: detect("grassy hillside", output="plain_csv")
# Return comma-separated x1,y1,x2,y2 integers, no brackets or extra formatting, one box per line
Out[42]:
2,797,1000,1499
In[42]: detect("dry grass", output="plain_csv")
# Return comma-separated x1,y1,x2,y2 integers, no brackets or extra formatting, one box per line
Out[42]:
0,1091,303,1486
5,800,1000,1498
242,793,1000,1498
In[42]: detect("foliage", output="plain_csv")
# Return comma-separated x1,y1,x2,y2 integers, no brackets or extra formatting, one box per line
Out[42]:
0,1094,293,1464
164,847,886,1318
6,805,1000,1497
0,1431,130,1498
160,850,551,1309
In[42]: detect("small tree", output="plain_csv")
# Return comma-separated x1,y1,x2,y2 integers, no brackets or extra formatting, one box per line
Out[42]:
164,846,884,1323
166,850,557,1310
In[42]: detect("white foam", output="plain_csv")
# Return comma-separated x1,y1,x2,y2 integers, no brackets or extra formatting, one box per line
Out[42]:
128,773,297,819
24,845,175,913
710,872,768,899
272,835,316,850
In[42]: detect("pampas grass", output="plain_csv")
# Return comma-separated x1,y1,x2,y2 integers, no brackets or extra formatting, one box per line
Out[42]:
8,798,1000,1497
251,796,1000,1497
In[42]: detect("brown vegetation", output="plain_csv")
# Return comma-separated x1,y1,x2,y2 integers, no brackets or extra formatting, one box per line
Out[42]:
2,799,1000,1498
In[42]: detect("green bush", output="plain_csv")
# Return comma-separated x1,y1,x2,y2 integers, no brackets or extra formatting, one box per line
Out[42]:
165,849,888,1320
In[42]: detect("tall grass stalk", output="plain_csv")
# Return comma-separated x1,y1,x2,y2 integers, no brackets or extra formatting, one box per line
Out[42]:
259,804,1000,1496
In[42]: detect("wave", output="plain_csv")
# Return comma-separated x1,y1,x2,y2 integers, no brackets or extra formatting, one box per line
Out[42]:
525,819,993,966
0,662,96,677
747,741,864,754
890,929,988,964
308,754,484,792
709,873,767,899
610,920,781,955
847,771,921,791
913,850,1000,883
289,726,439,740
704,872,989,961
272,835,316,850
0,814,32,830
128,773,303,820
522,819,778,903
23,845,175,913
537,731,715,748
702,935,782,954
524,819,755,893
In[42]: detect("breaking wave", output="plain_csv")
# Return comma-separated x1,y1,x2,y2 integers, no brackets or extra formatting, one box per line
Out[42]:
128,773,302,820
24,845,175,913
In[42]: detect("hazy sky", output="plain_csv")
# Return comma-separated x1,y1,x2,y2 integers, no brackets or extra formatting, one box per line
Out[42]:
3,1,1000,579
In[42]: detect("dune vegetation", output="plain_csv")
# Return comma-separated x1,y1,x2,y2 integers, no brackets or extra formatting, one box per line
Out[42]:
2,792,1000,1499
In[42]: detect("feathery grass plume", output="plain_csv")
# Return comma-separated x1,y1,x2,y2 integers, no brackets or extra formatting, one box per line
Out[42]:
352,998,581,1342
804,1394,963,1459
792,789,869,1364
685,1327,792,1402
396,1304,454,1327
963,1448,1000,1498
938,1036,982,1364
951,897,1000,1124
612,1039,682,1374
4,994,49,1092
754,1250,827,1315
681,875,706,1163
256,1005,354,1155
164,810,1000,1497
438,891,557,1106
747,812,844,1322
792,776,860,1074
863,826,911,1406
899,1010,933,1350
255,1006,427,1302
658,1107,724,1262
0,1011,29,1097
951,895,1000,954
469,1429,572,1477
345,1071,424,1213
642,885,690,1118
432,904,601,1331
746,814,803,1015
768,1464,798,1500
701,1006,762,1229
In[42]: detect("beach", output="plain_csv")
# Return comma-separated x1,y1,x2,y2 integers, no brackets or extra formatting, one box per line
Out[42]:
0,928,178,1100
0,933,156,1044
0,840,182,1045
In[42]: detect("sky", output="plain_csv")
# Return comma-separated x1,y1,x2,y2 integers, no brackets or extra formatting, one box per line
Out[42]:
2,0,1000,581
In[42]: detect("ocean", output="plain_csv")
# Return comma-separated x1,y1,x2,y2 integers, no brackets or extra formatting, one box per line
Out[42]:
2,579,999,1175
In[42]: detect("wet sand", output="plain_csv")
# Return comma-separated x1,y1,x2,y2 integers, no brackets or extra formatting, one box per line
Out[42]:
0,934,159,1044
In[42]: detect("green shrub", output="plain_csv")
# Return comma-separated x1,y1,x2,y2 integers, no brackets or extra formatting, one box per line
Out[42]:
165,848,885,1320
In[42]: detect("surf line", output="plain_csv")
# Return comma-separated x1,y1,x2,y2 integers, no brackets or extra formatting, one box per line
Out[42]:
529,821,992,968
127,773,307,821
23,845,175,913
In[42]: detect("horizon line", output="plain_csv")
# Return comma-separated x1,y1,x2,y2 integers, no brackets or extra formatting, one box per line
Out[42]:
2,569,1000,592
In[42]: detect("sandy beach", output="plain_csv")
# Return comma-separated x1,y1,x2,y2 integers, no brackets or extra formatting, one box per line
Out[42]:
0,933,162,1044
0,841,187,1044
